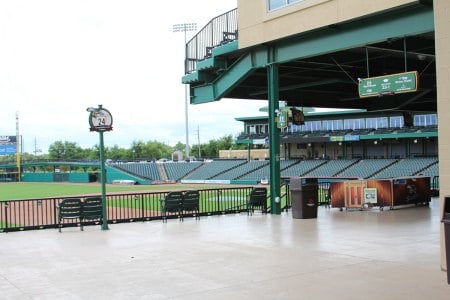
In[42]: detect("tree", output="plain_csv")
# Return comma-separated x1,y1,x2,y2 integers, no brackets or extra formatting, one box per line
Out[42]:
48,141,84,160
106,145,129,160
173,142,185,153
192,135,235,158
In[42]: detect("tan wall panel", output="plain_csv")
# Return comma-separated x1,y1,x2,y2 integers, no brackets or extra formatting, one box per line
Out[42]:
218,149,269,160
435,0,450,272
238,0,416,48
338,0,414,21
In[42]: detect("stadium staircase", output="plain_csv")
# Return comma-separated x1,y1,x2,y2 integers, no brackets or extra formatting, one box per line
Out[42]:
157,163,168,181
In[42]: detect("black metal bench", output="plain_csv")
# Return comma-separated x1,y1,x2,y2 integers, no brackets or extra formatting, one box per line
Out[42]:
247,187,268,215
57,197,103,232
160,191,200,223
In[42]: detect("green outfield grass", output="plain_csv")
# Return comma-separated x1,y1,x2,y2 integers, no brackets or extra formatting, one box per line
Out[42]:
0,182,235,201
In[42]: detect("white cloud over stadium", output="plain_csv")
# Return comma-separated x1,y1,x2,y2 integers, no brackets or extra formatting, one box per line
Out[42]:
0,0,267,154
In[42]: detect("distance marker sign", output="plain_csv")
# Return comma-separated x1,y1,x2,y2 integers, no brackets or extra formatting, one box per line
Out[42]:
89,108,113,132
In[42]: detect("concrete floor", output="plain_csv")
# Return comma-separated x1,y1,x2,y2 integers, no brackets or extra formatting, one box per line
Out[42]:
1,198,449,299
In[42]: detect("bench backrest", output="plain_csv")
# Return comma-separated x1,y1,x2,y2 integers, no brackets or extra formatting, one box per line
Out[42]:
83,197,103,220
248,187,267,205
161,191,184,212
183,190,200,211
58,198,82,219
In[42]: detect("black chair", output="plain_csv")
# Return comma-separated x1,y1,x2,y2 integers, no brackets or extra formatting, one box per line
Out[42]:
82,197,103,231
160,191,183,223
247,187,268,215
57,198,82,232
182,190,200,221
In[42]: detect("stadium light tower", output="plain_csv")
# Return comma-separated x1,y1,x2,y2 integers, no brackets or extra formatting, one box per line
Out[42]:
173,22,197,160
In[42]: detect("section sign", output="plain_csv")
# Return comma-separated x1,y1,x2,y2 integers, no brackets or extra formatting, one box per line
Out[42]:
358,71,418,98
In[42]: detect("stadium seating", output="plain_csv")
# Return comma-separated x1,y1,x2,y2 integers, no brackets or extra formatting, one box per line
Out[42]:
212,160,269,180
240,159,298,180
305,159,358,177
184,160,245,180
281,160,326,177
337,159,397,179
113,162,161,180
110,157,439,182
164,162,202,181
373,157,438,179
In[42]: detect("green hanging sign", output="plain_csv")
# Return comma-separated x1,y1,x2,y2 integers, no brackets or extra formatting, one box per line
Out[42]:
276,110,288,129
358,71,418,98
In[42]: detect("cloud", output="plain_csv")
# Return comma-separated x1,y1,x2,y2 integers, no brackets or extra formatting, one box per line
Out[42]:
0,1,268,154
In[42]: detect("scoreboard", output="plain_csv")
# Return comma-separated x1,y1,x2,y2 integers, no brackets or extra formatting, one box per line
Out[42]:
0,136,17,155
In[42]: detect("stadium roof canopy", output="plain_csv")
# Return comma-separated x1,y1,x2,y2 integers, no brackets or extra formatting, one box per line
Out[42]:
185,3,436,113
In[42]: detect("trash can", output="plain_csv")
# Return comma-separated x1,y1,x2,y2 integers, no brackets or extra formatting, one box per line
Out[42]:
290,177,318,219
443,196,450,284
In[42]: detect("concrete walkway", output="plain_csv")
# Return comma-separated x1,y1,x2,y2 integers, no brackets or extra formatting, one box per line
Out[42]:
1,198,449,299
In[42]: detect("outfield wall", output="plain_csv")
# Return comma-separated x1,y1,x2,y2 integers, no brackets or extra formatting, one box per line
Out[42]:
23,173,54,182
22,172,91,183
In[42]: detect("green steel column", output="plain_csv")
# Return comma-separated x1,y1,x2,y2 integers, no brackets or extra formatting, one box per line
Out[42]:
267,63,281,215
99,130,109,230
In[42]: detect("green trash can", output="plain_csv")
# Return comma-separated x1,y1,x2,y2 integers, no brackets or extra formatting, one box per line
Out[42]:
290,177,318,219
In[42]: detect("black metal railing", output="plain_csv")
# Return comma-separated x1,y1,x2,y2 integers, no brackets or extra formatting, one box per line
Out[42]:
185,8,238,74
431,175,439,196
0,182,334,233
0,187,254,232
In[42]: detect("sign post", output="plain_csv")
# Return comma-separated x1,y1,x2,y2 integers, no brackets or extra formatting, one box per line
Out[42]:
87,105,113,230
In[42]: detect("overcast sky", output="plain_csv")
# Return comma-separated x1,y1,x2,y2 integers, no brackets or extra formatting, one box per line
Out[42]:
0,0,267,154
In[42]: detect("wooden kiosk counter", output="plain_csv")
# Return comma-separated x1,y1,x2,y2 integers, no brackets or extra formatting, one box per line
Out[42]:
330,176,431,210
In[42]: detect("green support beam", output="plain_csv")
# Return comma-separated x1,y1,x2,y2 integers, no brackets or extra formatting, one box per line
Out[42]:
191,49,269,104
276,7,434,64
267,61,281,215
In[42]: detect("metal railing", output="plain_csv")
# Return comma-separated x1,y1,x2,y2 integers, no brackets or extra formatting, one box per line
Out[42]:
0,182,335,232
431,175,439,196
185,8,238,74
0,187,255,232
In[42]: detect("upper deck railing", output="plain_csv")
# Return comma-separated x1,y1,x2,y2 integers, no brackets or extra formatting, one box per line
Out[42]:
185,8,238,74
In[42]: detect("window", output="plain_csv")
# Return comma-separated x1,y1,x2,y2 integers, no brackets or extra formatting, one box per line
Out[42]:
299,121,321,132
414,114,437,127
268,0,303,11
311,120,322,131
390,116,403,128
322,119,343,131
343,118,365,130
289,124,303,133
366,117,388,129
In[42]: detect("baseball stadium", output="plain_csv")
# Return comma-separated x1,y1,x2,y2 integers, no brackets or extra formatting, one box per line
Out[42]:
1,1,450,298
